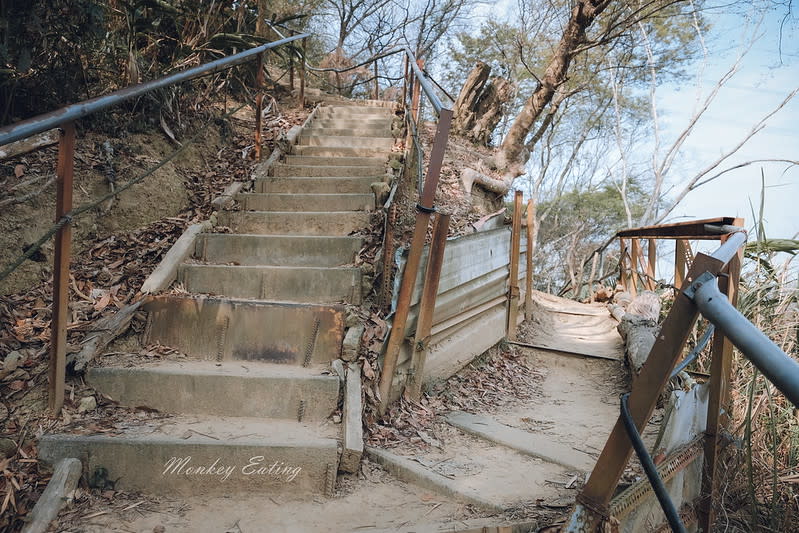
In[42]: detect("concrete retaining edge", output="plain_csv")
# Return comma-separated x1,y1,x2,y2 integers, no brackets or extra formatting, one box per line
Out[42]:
365,447,503,512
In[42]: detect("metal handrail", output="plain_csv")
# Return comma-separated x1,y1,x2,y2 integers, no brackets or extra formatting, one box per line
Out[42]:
686,271,799,406
619,228,799,531
405,49,444,115
0,34,307,146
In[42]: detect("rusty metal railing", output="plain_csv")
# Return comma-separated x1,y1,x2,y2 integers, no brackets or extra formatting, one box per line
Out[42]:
565,218,799,532
0,34,306,416
375,47,454,412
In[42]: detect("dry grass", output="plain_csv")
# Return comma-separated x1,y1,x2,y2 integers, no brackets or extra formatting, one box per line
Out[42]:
714,239,799,532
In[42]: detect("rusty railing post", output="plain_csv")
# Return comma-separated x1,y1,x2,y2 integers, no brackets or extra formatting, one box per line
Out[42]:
507,191,523,340
401,55,409,107
50,122,75,416
698,220,743,532
378,108,453,413
298,38,306,107
630,237,641,296
577,252,726,515
379,204,397,313
646,238,657,290
289,55,295,90
410,61,422,122
407,212,450,400
619,237,628,292
524,199,535,319
254,52,265,162
675,238,688,288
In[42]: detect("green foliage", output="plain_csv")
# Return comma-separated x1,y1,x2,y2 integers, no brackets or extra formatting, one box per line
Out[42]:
531,181,648,291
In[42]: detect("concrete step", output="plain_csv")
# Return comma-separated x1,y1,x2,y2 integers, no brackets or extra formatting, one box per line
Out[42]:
317,99,393,108
39,416,338,496
195,234,363,267
284,155,387,167
178,264,362,304
303,127,392,137
257,176,376,194
309,119,392,130
142,295,345,365
239,193,374,213
218,211,371,236
317,106,393,116
89,362,339,420
298,135,394,150
272,164,385,177
292,146,391,157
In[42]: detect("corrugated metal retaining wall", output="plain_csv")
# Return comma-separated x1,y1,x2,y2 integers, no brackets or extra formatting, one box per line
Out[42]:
385,226,526,398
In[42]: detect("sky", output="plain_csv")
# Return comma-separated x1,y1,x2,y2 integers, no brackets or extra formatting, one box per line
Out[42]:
656,6,798,239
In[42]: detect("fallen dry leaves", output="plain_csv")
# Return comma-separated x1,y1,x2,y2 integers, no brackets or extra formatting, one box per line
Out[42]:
365,344,544,449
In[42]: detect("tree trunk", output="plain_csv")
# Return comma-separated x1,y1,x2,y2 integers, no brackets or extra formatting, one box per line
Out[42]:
452,62,512,146
497,0,611,170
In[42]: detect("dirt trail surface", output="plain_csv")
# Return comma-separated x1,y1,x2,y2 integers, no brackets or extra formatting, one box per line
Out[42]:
55,462,476,533
357,291,629,525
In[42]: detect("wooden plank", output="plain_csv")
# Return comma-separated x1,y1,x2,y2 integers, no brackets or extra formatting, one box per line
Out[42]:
698,218,743,532
403,267,508,336
646,239,657,290
21,458,82,533
525,199,535,319
340,363,363,473
619,238,629,292
0,128,59,161
402,227,513,306
630,238,641,296
616,217,737,239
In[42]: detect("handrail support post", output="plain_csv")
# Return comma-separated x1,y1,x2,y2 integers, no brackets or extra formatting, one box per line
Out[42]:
49,122,75,416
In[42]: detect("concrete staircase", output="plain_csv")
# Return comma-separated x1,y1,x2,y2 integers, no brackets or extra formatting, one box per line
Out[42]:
39,102,395,497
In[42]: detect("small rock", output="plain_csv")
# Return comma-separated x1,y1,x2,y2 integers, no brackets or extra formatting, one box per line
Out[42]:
78,396,97,413
332,415,342,424
153,526,166,533
331,359,346,383
3,351,22,373
0,438,17,458
371,182,390,206
345,312,360,328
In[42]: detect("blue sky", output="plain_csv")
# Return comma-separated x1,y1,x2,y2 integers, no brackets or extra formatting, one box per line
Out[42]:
656,6,798,238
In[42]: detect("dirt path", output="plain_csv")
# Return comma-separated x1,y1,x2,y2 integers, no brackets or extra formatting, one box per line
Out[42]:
56,463,479,533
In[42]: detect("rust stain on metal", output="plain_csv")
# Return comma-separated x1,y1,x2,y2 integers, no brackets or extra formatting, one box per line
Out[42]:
506,191,523,340
303,318,320,367
609,439,703,519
